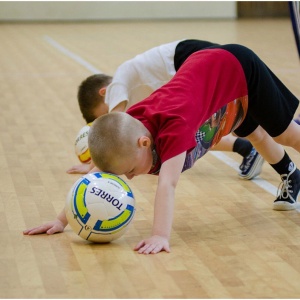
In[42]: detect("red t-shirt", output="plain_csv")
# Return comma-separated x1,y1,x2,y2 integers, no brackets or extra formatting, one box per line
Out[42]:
127,49,248,173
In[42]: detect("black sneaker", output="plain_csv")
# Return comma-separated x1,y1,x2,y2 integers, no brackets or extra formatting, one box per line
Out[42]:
239,148,264,180
294,114,300,125
273,162,300,211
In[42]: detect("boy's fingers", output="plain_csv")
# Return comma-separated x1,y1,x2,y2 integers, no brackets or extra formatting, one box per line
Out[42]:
66,168,77,174
47,226,61,235
23,228,38,235
134,240,145,250
164,245,171,253
23,225,50,235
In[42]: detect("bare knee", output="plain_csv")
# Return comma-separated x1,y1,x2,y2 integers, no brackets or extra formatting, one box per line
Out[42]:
273,122,300,147
245,126,269,145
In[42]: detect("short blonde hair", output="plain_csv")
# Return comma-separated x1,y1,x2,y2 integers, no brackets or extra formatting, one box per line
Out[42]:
88,112,146,172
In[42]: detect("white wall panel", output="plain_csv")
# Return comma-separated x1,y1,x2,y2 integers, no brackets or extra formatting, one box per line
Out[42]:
0,1,237,21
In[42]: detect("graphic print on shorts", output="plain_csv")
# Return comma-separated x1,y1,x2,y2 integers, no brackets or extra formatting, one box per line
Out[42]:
182,96,248,172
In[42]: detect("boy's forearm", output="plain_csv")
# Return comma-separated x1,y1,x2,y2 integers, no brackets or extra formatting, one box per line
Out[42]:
151,152,186,240
152,152,186,239
111,100,127,112
134,153,185,254
152,186,175,239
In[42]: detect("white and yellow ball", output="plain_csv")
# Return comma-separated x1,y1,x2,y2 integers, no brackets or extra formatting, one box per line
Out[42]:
74,123,92,163
65,172,136,243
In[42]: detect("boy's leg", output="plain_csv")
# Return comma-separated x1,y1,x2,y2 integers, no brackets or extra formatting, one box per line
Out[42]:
243,126,285,164
212,134,264,180
244,125,300,211
226,44,300,210
273,120,300,152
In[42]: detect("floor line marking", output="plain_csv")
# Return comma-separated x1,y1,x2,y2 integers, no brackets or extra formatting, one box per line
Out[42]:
44,35,103,74
209,152,277,196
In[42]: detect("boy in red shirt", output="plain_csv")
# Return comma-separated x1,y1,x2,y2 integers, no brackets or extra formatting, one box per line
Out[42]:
88,44,300,254
24,44,300,255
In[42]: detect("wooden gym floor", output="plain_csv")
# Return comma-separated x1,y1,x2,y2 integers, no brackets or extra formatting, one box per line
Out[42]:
1,18,300,299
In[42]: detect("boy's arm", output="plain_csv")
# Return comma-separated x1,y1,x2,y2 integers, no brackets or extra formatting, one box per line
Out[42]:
134,151,186,254
66,161,101,175
111,101,127,112
66,162,94,174
25,162,102,235
23,207,68,235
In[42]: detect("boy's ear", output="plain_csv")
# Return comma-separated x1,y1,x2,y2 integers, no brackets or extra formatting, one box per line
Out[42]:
99,87,106,97
138,136,151,148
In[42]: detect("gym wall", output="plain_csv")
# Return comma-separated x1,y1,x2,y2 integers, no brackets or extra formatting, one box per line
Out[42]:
0,1,237,22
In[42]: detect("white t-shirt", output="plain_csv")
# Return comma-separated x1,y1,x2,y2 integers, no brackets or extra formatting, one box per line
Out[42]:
105,40,182,112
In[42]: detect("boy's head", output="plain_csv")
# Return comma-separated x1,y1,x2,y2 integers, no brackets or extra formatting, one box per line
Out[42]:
78,74,113,123
88,112,153,179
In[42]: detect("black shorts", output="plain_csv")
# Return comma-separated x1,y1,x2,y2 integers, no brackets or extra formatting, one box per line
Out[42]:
175,42,299,138
174,39,220,71
218,44,299,137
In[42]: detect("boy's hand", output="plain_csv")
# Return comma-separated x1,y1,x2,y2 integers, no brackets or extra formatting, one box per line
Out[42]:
66,163,91,174
23,220,65,235
134,235,170,254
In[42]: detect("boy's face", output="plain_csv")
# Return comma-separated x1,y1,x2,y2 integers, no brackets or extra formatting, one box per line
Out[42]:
93,102,109,119
111,137,153,180
125,146,153,179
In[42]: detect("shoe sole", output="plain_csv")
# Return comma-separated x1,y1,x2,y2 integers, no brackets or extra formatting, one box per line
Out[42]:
273,201,298,211
273,189,300,211
239,155,265,180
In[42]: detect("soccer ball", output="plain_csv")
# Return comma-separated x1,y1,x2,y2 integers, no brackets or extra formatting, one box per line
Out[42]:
65,172,136,243
74,123,92,163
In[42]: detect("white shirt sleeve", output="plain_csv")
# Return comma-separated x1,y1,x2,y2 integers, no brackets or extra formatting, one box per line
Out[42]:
105,40,182,112
105,60,137,112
